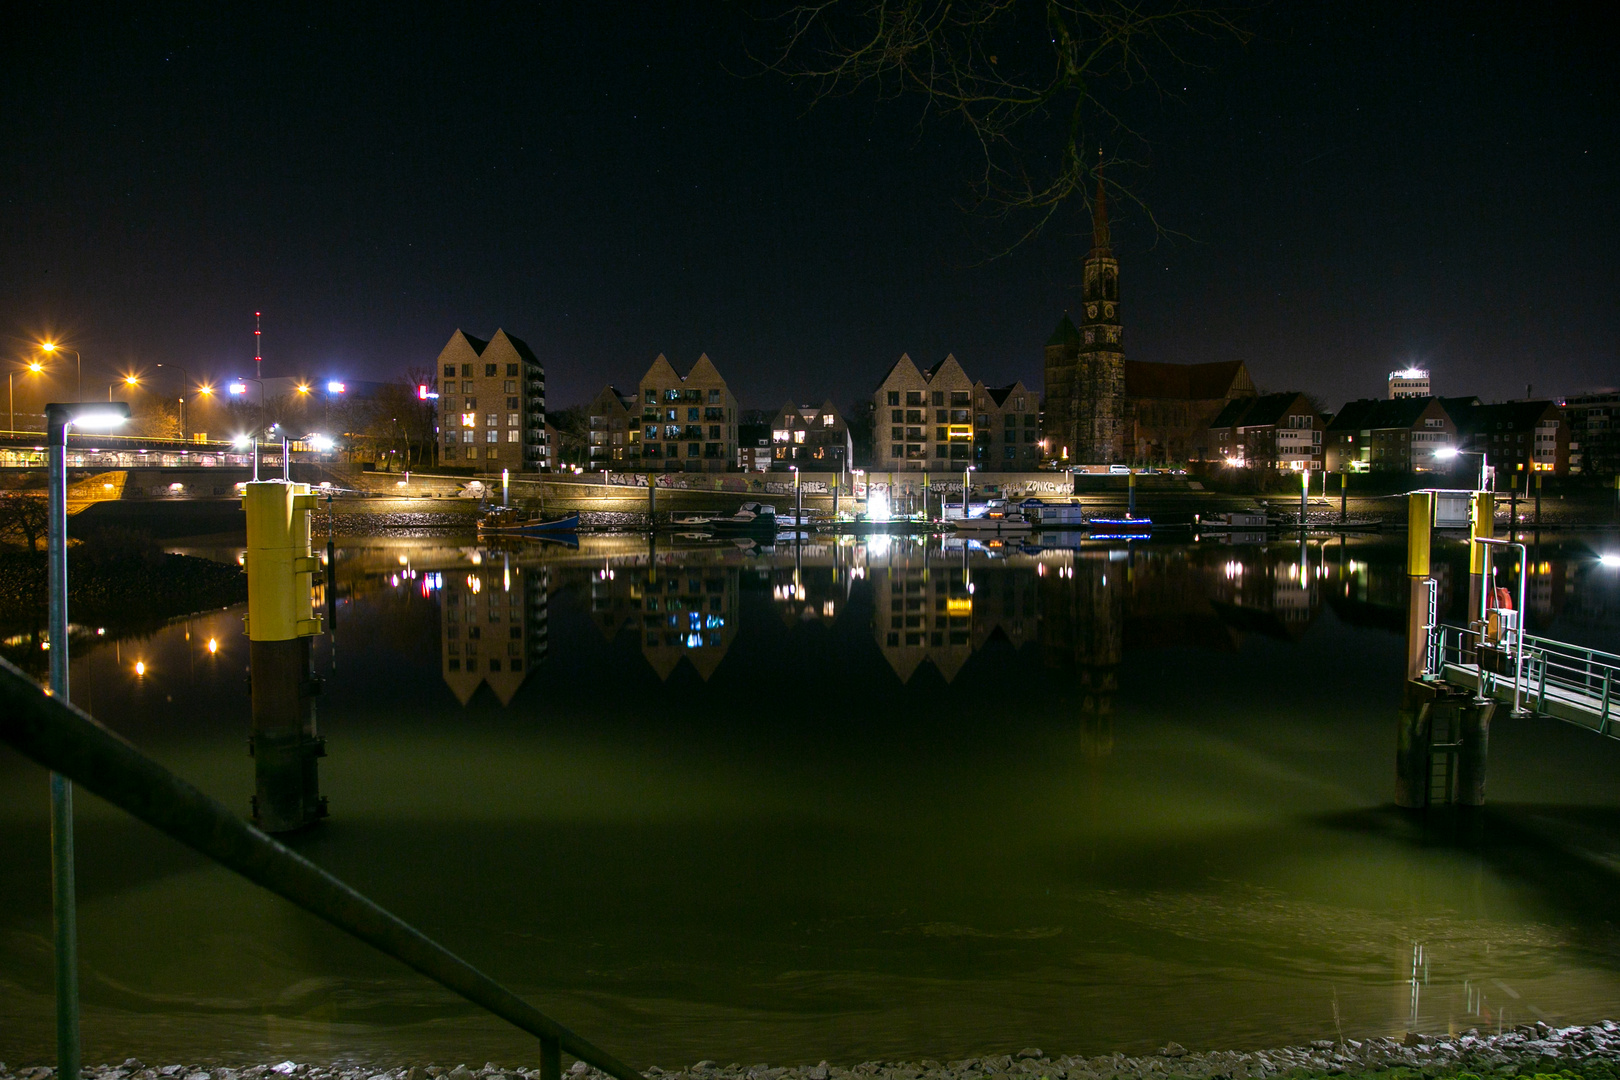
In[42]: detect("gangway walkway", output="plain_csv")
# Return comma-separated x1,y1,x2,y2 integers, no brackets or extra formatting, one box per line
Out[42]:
1436,625,1619,736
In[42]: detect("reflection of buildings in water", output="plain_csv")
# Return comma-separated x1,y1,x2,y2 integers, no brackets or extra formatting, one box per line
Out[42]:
590,566,740,680
1208,543,1324,640
440,566,549,705
1038,554,1125,756
967,565,1041,651
769,548,852,628
869,546,974,683
1556,556,1617,630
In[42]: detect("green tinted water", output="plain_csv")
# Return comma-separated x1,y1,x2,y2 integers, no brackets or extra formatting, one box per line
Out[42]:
3,534,1620,1065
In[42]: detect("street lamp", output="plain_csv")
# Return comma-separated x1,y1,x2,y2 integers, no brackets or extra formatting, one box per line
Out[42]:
39,343,82,402
10,361,48,433
962,464,976,520
43,399,130,1080
1434,446,1489,491
109,374,139,401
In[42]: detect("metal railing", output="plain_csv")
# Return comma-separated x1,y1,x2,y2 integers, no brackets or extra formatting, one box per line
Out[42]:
0,656,641,1080
1433,623,1620,735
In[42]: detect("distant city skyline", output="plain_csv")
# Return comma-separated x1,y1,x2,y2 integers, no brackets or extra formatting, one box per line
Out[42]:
3,3,1613,413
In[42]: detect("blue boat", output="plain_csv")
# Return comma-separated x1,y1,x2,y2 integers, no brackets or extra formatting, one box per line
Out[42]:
477,507,581,536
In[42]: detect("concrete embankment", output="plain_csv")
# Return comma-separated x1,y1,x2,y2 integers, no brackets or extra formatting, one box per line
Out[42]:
7,1022,1620,1080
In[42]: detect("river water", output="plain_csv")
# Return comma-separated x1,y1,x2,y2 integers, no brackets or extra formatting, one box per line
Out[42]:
3,531,1620,1066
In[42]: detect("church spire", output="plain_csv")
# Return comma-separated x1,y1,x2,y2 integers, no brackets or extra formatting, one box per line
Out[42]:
1090,151,1111,256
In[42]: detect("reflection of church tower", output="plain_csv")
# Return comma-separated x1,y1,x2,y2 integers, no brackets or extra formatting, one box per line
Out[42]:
1077,167,1126,465
440,565,549,705
1039,556,1124,756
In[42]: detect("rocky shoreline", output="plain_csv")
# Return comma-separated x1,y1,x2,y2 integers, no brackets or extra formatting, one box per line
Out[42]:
7,1023,1620,1080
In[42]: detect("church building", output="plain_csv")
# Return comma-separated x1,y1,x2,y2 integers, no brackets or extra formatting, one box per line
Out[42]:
1043,172,1256,465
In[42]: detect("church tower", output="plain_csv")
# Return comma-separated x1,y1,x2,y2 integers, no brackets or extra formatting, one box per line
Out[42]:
1074,167,1126,464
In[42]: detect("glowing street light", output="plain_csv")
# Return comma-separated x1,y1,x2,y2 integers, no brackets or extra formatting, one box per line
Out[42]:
1434,446,1489,491
39,342,83,402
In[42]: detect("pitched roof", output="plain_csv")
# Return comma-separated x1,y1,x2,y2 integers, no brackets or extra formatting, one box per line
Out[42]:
922,353,969,383
1210,392,1309,429
1047,314,1081,347
983,383,1019,407
642,352,682,385
875,352,924,389
491,329,540,366
1126,359,1250,401
1325,397,1452,432
457,330,489,355
1451,399,1560,434
685,352,725,383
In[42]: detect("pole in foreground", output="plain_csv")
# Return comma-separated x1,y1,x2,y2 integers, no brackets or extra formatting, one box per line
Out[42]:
243,480,328,832
45,401,131,1080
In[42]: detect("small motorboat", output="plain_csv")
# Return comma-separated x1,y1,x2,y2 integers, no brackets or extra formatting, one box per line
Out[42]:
952,510,1034,536
477,506,581,535
702,501,780,536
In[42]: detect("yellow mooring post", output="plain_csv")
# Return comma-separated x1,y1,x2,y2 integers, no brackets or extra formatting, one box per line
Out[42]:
1468,490,1495,629
243,480,327,833
1395,489,1439,808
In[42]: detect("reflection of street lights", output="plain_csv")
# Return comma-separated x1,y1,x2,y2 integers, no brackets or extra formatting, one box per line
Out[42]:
1434,446,1489,491
39,343,82,402
44,400,130,1080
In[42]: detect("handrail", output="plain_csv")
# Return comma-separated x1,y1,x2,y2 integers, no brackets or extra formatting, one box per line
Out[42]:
0,656,641,1080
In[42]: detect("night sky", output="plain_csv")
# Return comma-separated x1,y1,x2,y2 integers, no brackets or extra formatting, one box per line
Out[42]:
2,2,1613,414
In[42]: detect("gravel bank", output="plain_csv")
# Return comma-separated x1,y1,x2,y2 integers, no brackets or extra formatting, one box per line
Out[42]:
8,1023,1620,1080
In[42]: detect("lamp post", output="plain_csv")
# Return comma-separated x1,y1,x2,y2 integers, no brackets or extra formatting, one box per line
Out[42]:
790,465,801,532
108,374,139,402
156,364,193,439
44,400,131,1080
1435,446,1489,491
40,343,83,402
962,464,976,520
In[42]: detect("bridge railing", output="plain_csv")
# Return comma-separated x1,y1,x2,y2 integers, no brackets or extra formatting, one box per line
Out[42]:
0,656,641,1080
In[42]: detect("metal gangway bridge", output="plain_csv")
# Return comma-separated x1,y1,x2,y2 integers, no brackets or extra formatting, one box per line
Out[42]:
1436,625,1619,736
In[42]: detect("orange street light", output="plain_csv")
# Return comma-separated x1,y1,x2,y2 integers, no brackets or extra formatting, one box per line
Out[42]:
39,342,83,401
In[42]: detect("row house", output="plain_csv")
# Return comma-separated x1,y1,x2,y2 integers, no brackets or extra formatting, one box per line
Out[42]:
435,329,549,471
974,381,1041,469
1562,390,1619,475
1207,392,1323,470
585,385,636,468
737,422,771,472
1454,400,1569,478
872,353,976,472
769,400,853,470
637,354,739,472
1323,397,1457,473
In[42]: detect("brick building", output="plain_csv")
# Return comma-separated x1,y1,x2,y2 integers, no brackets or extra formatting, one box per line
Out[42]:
585,385,637,468
636,354,738,472
435,329,549,472
872,353,975,472
1208,392,1323,470
769,400,853,471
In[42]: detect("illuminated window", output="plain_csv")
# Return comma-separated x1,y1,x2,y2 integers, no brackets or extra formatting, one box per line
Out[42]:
486,430,499,443
462,431,474,443
507,412,519,426
793,430,806,444
507,430,519,442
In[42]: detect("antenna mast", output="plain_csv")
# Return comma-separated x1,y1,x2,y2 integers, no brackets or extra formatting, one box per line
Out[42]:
254,311,263,379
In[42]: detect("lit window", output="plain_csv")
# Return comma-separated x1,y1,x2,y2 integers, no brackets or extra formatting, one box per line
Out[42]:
507,430,520,442
507,412,519,426
793,431,806,444
486,413,498,427
462,431,474,443
486,431,499,443
462,413,476,427
773,429,791,443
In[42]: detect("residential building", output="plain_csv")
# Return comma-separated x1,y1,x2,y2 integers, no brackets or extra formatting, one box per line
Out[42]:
872,353,975,472
1323,397,1458,473
1388,368,1432,399
1561,390,1619,476
1453,399,1569,478
585,385,637,468
435,329,549,472
972,381,1041,468
737,422,771,471
636,354,738,472
1207,392,1323,470
770,400,853,471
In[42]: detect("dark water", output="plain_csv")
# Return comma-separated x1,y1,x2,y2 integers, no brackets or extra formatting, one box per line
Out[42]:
3,531,1620,1066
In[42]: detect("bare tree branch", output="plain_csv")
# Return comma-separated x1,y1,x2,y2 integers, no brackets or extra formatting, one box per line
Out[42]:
757,0,1251,251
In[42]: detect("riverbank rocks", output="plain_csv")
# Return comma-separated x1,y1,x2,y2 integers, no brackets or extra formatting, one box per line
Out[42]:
12,1026,1620,1080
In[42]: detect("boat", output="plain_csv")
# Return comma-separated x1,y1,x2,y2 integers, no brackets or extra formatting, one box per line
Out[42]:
700,501,780,537
1019,499,1087,526
952,509,1034,536
477,507,581,535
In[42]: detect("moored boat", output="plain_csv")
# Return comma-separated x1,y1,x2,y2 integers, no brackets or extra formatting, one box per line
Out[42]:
477,507,581,535
701,501,780,536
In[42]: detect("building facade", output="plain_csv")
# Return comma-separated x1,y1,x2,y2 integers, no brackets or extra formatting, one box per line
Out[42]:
737,422,771,471
769,400,853,471
1208,392,1323,470
1562,390,1619,476
1389,368,1432,399
872,353,975,472
1125,360,1256,463
440,566,549,706
633,354,738,472
1323,397,1457,473
1453,399,1569,477
585,385,637,468
435,329,549,472
973,381,1041,468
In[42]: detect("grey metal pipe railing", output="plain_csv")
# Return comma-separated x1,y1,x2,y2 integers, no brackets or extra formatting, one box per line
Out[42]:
0,656,641,1080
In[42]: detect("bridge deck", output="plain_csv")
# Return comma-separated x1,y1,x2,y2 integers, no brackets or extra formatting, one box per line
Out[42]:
1441,662,1616,735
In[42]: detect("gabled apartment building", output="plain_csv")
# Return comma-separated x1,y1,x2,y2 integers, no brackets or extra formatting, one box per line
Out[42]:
973,381,1041,468
585,385,637,468
1323,397,1457,473
1207,392,1323,470
1562,390,1619,476
636,354,739,472
769,400,853,471
872,353,976,472
435,329,549,471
